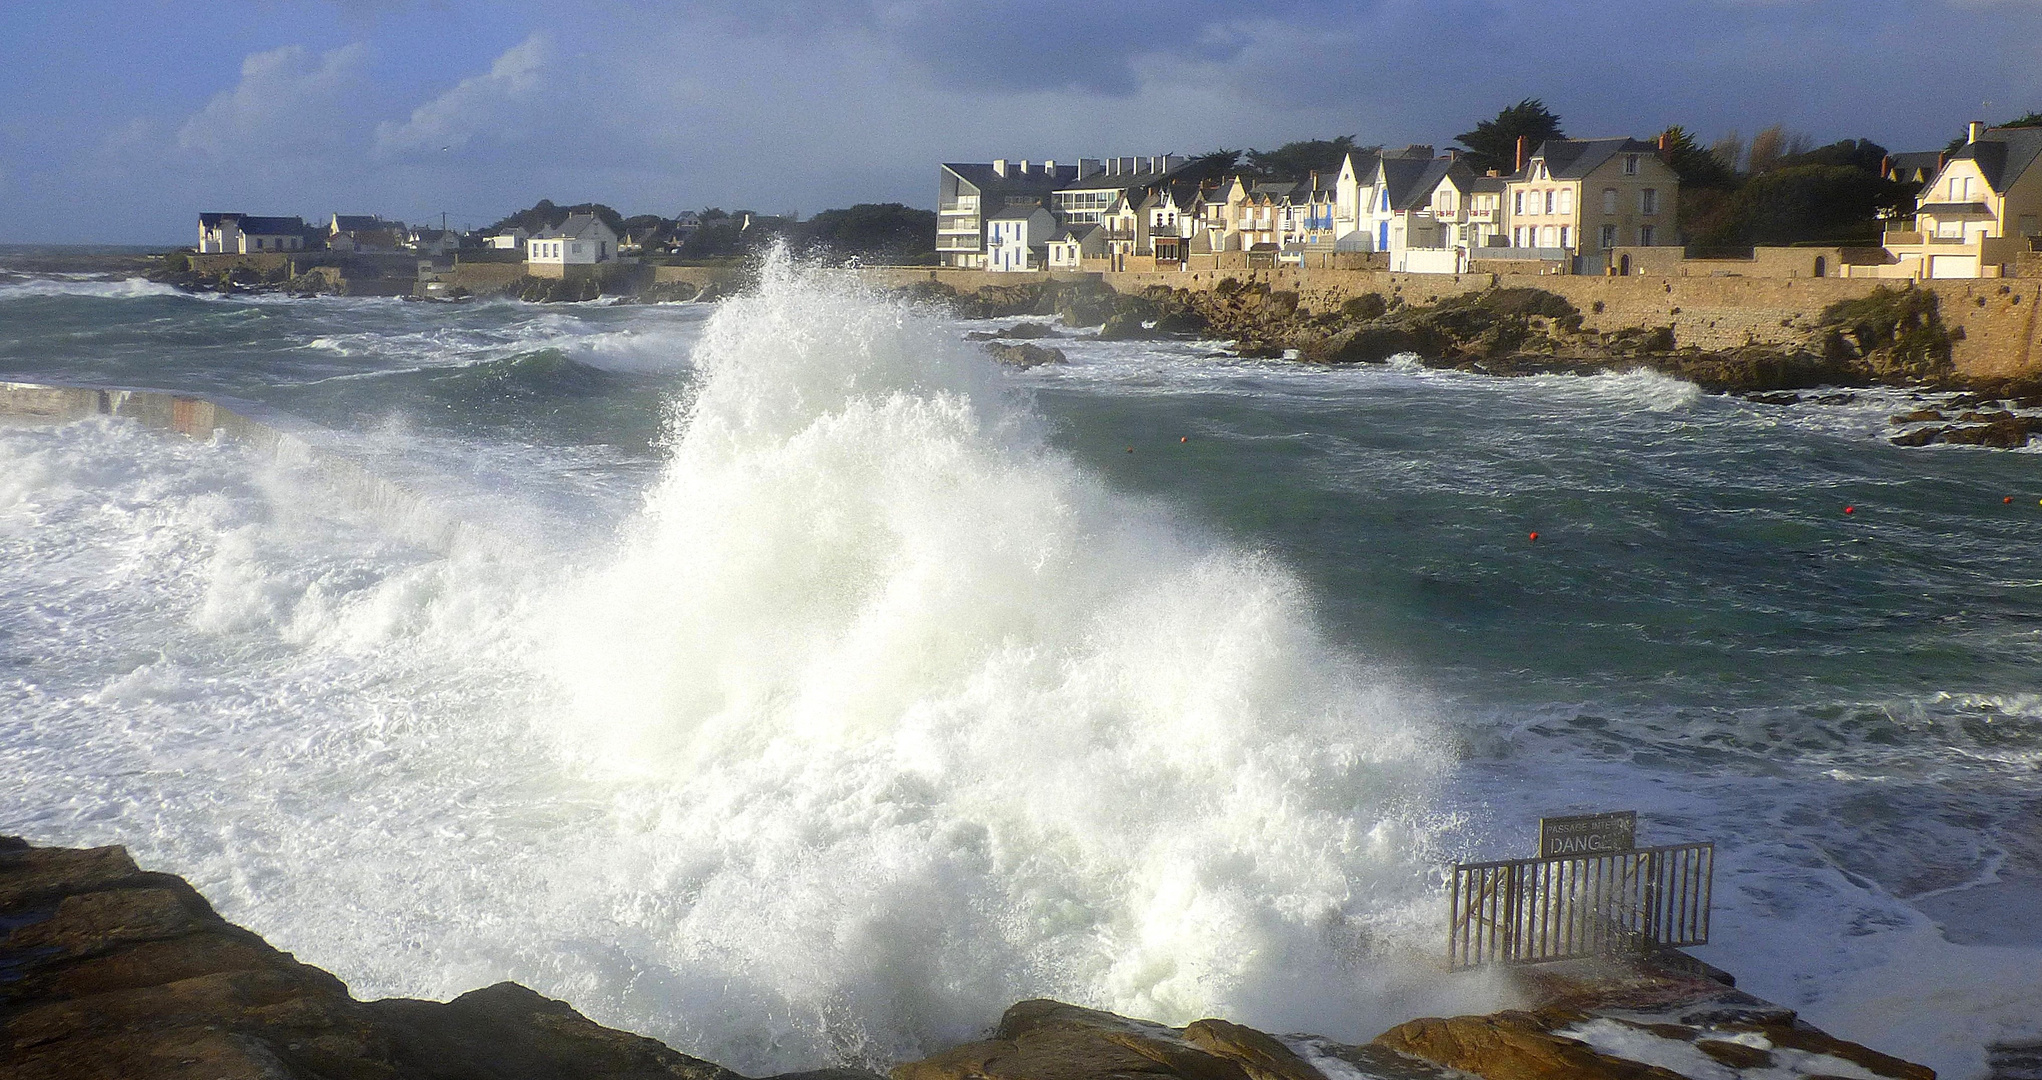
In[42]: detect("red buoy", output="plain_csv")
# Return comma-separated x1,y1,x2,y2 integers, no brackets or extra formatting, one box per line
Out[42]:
1844,506,1855,515
1528,531,1539,541
2006,496,2015,504
1180,436,1188,443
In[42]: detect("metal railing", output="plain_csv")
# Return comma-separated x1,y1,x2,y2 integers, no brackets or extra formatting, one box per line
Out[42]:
1448,842,1712,969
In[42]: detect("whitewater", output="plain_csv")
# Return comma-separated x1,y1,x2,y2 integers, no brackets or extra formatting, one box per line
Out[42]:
1,252,2037,1078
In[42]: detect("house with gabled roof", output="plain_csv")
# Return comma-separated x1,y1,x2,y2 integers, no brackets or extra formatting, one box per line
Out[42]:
329,214,405,254
986,203,1054,272
1046,224,1105,271
527,213,620,277
197,214,316,254
1503,137,1680,271
1881,122,2042,278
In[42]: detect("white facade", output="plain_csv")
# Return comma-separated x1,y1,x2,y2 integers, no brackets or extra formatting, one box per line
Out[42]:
527,214,620,267
197,214,309,254
986,206,1054,272
485,228,529,251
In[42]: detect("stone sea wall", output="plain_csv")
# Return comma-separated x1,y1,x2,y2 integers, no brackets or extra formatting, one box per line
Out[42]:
851,267,2042,387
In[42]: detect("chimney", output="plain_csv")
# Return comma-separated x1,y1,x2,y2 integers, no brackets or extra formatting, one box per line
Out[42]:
1044,159,1057,175
1879,154,1892,180
1120,156,1137,175
992,158,1008,178
1969,120,1985,144
1486,169,1502,178
1079,158,1101,179
1938,150,1950,172
1515,135,1530,173
1656,131,1673,161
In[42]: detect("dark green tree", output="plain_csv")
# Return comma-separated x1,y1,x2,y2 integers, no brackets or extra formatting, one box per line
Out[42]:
1456,99,1565,174
791,203,937,264
1244,137,1362,182
1690,164,1915,248
1657,126,1734,188
487,200,625,235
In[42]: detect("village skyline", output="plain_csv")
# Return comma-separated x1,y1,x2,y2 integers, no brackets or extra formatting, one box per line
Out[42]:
4,1,2042,244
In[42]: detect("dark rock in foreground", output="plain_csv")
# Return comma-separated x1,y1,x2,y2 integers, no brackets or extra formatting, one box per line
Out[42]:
0,836,760,1080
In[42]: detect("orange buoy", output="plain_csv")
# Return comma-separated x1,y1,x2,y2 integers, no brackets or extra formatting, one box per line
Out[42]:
1126,446,1134,453
2006,496,2015,504
1180,436,1188,443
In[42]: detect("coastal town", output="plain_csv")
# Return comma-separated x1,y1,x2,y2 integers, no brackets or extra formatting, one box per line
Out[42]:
189,110,2042,289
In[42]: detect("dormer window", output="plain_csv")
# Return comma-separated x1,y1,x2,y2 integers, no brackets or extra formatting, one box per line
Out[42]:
1624,155,1640,175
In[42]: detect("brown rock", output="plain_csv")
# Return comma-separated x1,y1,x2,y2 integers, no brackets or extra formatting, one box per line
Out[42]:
895,1001,1254,1080
984,342,1068,369
1372,1011,1691,1080
1180,1019,1322,1080
1694,1038,1773,1068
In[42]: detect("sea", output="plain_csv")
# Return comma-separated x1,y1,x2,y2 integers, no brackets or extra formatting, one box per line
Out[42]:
1,248,2036,1078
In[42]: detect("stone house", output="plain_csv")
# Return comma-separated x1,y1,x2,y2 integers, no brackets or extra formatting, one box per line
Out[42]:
1504,137,1680,271
197,214,315,254
1881,123,2042,279
527,214,620,275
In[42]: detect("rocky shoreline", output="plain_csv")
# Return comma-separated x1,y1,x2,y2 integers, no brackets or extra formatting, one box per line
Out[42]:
927,276,2042,449
0,838,1938,1080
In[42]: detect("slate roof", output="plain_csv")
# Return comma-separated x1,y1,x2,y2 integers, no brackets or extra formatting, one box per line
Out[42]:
988,203,1048,221
199,213,311,233
1047,225,1096,243
533,213,614,240
1885,151,1944,183
331,215,386,233
1519,138,1660,180
1949,126,2042,193
942,163,1079,194
1057,161,1192,193
1378,156,1447,212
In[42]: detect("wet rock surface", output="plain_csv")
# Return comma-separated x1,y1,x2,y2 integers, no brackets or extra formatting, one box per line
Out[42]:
0,837,770,1080
1,839,1937,1080
984,342,1068,368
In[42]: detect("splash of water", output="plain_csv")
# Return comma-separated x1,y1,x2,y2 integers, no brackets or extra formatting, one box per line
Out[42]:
542,257,1479,1067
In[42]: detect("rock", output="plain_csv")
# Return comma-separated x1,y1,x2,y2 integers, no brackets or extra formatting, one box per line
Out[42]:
1694,1038,1772,1069
1891,408,1947,424
985,342,1068,369
1746,392,1804,406
1889,426,1947,447
1095,311,1153,341
1180,1019,1321,1080
1373,1011,1690,1080
992,323,1062,340
1940,416,2034,447
0,837,750,1080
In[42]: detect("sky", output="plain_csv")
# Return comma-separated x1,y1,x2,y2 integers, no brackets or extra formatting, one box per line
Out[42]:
3,0,2041,244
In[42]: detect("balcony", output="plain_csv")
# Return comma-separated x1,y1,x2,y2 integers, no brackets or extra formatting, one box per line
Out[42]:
936,237,982,252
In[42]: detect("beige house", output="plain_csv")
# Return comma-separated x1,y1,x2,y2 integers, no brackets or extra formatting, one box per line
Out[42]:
1880,123,2042,279
1505,138,1680,271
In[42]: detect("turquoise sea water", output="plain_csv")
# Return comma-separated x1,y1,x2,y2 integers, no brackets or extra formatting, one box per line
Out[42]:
1,252,2035,1076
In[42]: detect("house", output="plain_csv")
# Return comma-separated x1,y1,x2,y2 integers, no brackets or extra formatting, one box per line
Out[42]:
1501,137,1680,271
527,213,621,275
406,226,460,257
986,204,1055,272
1881,123,2042,279
197,214,315,254
1095,192,1142,269
1276,172,1341,263
1139,182,1202,266
1051,155,1190,227
1046,224,1105,271
938,159,1079,268
329,215,405,253
484,227,530,251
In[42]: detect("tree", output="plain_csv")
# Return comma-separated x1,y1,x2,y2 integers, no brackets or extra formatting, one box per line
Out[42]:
1777,138,1887,174
1689,164,1915,248
1745,125,1812,175
1657,126,1733,188
1455,98,1565,174
486,200,625,235
1244,137,1362,182
791,203,936,264
1179,149,1242,186
2004,111,2042,128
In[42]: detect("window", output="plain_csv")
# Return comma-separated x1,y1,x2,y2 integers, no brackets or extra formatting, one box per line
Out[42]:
1603,188,1618,214
1640,225,1657,246
1600,224,1617,249
1641,189,1660,215
1513,190,1525,215
1955,176,1970,200
1559,226,1571,249
1557,189,1572,214
1544,190,1555,215
1624,154,1640,175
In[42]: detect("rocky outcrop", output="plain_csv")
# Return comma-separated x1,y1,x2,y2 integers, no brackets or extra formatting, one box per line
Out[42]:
983,342,1067,368
0,837,793,1080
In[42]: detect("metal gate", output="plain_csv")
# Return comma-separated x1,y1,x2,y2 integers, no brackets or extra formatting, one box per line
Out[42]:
1448,842,1712,969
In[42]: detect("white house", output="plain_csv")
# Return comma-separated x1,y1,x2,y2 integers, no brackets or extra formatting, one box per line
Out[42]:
527,213,620,274
197,214,313,254
986,204,1054,272
1046,224,1104,270
1882,122,2042,278
406,226,460,257
485,227,529,251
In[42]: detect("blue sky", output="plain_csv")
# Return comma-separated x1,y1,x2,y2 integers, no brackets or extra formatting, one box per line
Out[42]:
3,1,2040,243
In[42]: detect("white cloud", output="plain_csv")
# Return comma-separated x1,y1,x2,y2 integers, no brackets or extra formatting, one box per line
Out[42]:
373,34,552,159
176,43,369,158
